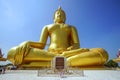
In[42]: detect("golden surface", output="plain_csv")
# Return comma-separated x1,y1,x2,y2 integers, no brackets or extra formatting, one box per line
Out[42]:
7,7,108,67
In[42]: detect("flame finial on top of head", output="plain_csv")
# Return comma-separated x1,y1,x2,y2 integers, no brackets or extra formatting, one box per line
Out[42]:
58,6,62,11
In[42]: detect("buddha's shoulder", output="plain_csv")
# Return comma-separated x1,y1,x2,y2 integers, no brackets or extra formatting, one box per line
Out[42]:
64,24,75,28
44,24,76,29
43,24,55,28
46,23,75,27
64,24,77,30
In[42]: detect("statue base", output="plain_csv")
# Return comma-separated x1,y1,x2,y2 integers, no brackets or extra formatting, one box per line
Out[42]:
19,63,107,70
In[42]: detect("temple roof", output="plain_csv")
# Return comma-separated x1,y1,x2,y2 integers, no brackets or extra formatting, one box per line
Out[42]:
0,58,7,61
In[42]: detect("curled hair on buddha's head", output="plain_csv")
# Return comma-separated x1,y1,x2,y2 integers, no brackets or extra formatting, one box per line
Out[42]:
53,6,66,23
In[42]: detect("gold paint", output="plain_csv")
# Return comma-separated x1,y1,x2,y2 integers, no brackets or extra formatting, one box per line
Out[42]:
7,7,108,67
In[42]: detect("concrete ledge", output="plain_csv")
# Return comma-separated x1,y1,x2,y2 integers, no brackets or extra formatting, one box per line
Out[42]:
1,69,120,80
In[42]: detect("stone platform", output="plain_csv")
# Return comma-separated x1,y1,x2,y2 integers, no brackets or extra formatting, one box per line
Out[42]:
1,69,120,80
38,69,84,77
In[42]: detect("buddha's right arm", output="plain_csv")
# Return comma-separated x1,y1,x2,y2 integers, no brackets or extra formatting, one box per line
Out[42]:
23,26,49,49
29,41,45,49
13,41,46,65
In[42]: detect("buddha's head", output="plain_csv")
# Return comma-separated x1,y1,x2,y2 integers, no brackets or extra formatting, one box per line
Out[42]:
54,7,66,23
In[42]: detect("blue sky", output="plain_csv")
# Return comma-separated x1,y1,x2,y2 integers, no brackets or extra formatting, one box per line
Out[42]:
0,0,120,63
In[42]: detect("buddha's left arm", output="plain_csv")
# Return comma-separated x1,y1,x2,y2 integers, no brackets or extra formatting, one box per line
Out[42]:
67,26,80,50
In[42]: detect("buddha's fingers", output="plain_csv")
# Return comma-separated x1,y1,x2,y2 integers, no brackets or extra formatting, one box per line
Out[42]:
14,47,24,65
20,46,25,56
24,45,31,57
15,57,20,65
14,47,19,61
16,54,23,65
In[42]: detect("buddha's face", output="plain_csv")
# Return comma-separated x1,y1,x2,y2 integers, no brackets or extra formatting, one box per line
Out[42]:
54,10,66,23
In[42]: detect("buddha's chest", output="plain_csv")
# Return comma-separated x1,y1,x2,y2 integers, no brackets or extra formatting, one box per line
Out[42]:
48,24,71,36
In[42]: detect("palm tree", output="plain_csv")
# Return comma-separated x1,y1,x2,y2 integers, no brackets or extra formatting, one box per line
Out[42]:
104,59,118,68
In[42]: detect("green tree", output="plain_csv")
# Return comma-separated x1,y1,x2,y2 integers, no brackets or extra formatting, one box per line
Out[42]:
104,59,118,68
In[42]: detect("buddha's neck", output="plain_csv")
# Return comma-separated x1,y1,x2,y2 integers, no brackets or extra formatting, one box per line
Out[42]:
55,22,64,24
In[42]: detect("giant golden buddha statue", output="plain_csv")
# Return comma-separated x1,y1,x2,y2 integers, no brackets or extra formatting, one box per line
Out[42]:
7,7,108,68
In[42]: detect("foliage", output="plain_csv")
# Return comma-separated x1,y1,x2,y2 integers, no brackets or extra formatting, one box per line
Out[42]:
104,59,119,68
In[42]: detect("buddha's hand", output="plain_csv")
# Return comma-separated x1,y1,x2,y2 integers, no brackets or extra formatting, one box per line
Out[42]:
61,48,89,58
67,43,80,50
19,41,32,56
14,41,31,65
67,46,73,50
